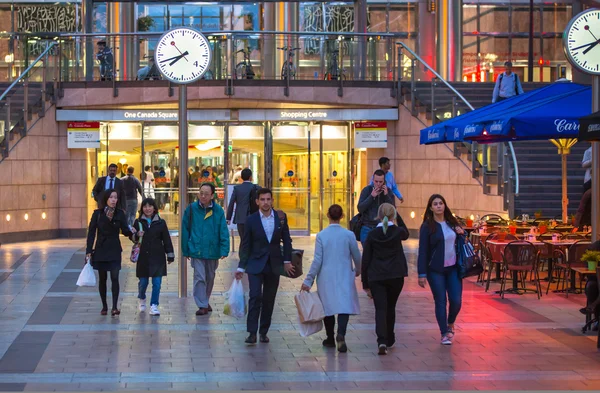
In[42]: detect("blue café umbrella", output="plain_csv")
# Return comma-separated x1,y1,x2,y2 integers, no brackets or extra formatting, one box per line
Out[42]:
419,81,589,145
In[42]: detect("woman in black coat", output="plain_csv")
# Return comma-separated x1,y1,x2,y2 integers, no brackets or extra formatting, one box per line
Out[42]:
362,203,410,356
86,189,134,316
131,198,174,316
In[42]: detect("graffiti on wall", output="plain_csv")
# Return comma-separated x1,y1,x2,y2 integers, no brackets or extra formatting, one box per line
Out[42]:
17,5,79,33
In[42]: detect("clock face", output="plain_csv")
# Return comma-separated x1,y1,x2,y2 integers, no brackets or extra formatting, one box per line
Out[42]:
154,27,212,84
563,9,600,75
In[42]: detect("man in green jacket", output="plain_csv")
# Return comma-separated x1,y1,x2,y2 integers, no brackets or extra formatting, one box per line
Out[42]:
182,182,230,316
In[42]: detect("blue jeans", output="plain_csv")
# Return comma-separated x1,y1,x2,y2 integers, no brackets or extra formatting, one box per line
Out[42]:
360,226,374,248
138,276,162,306
126,199,138,227
427,265,462,336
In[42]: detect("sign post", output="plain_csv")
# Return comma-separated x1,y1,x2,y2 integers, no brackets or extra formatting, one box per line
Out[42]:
354,121,388,148
67,121,100,149
154,27,212,298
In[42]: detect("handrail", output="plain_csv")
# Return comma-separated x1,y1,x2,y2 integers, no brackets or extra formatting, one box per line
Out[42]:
4,31,410,39
395,41,520,196
0,41,57,102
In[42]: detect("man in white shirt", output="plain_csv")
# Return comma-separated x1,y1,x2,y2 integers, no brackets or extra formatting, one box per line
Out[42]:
143,165,155,198
492,61,525,103
582,145,592,192
235,188,294,344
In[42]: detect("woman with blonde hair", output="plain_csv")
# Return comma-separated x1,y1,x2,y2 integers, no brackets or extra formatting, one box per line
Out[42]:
362,203,409,355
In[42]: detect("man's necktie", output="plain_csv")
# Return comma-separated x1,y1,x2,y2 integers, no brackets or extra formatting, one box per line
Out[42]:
109,177,114,189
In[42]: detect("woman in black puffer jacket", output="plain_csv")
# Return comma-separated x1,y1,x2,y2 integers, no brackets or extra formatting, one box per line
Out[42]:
131,198,174,316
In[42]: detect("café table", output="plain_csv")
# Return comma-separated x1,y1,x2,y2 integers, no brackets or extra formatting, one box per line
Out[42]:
569,266,595,293
541,239,577,283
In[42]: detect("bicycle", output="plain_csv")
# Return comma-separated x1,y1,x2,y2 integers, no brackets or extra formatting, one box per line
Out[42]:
235,48,255,79
323,51,346,81
278,46,300,80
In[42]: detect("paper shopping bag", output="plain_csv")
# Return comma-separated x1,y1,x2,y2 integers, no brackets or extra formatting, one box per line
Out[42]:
294,290,325,323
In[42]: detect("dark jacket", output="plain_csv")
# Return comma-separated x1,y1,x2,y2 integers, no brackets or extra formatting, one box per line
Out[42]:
575,189,591,230
121,175,144,201
361,216,410,289
86,208,133,262
92,176,127,211
238,209,292,275
417,221,459,277
131,215,175,278
226,181,259,225
357,185,394,228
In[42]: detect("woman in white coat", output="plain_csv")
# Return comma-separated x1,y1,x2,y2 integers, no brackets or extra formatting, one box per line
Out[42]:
301,204,361,352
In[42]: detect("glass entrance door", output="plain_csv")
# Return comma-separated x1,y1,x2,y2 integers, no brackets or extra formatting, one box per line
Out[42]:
272,123,310,235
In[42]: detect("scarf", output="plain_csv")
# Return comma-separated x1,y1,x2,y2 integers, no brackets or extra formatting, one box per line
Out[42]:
104,206,115,221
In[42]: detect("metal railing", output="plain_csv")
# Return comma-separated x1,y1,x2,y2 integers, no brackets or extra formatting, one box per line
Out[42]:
394,41,519,203
0,41,58,161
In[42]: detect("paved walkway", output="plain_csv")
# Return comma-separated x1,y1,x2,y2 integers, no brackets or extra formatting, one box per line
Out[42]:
0,236,599,391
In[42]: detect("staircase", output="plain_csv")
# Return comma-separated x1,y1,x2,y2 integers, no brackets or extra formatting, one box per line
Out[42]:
0,45,57,162
510,140,588,219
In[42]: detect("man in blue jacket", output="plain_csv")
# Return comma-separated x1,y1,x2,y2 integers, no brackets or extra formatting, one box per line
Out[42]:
182,183,230,316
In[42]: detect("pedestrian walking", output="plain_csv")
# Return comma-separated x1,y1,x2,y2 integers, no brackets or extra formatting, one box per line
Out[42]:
234,188,295,344
121,166,144,226
86,189,134,316
357,169,394,247
301,204,361,353
417,194,465,345
226,168,259,241
370,157,404,205
96,40,114,81
361,203,409,355
131,198,175,316
582,145,592,193
181,183,230,316
492,61,524,103
92,163,127,211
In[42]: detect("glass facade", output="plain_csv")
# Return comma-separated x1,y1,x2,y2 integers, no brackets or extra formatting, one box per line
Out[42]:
92,120,356,234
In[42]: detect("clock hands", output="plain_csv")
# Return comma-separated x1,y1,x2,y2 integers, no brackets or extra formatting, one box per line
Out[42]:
159,53,186,64
171,41,189,63
583,39,600,55
167,51,190,66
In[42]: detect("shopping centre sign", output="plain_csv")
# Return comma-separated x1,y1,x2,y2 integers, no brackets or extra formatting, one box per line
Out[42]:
123,111,178,120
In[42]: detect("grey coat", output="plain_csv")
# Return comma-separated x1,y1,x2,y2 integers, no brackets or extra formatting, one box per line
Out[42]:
226,181,258,225
303,224,362,316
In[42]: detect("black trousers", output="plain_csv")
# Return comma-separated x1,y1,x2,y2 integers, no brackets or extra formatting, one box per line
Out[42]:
237,224,246,243
324,314,350,338
247,259,280,335
369,277,404,345
99,269,120,309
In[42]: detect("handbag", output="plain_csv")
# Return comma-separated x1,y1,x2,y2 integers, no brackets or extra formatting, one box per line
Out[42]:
294,290,325,323
349,213,363,241
76,258,96,287
456,234,483,278
130,222,144,263
275,209,304,278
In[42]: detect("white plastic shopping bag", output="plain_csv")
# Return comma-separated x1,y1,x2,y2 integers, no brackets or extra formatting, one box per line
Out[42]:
223,279,247,318
297,315,323,337
294,290,325,323
76,262,96,287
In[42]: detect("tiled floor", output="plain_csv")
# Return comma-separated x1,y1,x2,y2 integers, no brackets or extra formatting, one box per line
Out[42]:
0,236,599,391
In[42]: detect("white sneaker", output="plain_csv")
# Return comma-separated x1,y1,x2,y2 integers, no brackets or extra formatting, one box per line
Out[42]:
441,335,452,345
150,304,160,316
138,299,146,312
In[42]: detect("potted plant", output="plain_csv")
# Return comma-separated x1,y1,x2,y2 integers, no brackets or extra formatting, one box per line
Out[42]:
508,220,517,235
497,227,508,241
537,221,548,234
581,250,600,272
534,210,543,219
137,15,155,32
570,214,577,226
466,215,474,227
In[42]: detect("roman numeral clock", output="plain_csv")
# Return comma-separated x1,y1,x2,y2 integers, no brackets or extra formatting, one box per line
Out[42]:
155,27,212,83
563,9,600,75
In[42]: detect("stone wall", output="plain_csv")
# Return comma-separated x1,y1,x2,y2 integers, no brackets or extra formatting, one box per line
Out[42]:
365,105,507,231
0,109,88,243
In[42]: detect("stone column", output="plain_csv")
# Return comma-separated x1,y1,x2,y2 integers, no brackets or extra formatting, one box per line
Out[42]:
83,0,94,81
354,0,367,79
436,0,462,81
262,3,276,79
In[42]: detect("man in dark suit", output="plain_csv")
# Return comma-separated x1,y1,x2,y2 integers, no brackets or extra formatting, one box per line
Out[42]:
226,168,259,241
92,163,126,211
234,188,294,344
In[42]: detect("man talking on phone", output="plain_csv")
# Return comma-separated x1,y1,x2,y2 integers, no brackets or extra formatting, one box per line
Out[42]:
357,169,394,247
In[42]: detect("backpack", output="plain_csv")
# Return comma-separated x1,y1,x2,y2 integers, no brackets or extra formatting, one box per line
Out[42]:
248,185,259,214
499,73,520,96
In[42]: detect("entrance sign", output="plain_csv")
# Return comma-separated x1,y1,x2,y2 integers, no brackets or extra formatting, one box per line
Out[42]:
355,121,387,148
67,121,100,148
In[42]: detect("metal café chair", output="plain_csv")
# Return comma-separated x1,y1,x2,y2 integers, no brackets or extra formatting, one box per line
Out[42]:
483,234,518,291
500,241,542,299
538,231,564,273
547,240,591,297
